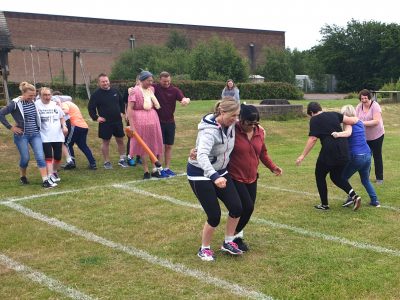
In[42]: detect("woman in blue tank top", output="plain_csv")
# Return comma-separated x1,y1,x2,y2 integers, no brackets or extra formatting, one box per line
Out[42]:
332,105,380,207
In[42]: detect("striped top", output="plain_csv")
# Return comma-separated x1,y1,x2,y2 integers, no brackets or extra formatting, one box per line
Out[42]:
22,101,39,135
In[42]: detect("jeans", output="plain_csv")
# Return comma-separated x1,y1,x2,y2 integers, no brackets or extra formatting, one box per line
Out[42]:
65,126,96,165
14,133,46,169
342,152,378,203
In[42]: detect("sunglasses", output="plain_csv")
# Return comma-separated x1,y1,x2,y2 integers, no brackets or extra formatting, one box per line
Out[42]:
244,120,259,126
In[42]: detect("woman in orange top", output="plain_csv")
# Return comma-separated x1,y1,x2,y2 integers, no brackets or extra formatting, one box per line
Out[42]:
59,98,97,170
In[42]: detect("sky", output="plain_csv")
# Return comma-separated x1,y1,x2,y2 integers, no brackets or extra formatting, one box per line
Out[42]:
1,0,399,51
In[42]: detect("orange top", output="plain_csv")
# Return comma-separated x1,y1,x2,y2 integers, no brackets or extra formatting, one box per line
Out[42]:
61,102,88,129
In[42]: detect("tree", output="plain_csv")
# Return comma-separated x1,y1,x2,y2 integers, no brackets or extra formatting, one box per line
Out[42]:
256,47,295,84
110,46,190,80
189,36,249,81
166,30,191,50
316,20,400,91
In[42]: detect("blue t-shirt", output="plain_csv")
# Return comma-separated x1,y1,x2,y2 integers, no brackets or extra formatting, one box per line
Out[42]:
348,121,370,155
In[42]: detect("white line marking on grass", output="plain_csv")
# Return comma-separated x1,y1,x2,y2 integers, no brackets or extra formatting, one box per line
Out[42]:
259,184,400,212
250,217,400,256
1,201,273,300
2,189,93,203
116,184,400,257
0,173,187,204
0,252,96,300
112,184,201,209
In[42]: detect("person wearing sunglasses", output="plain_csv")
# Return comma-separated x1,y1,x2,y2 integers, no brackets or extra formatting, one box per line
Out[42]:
227,104,283,251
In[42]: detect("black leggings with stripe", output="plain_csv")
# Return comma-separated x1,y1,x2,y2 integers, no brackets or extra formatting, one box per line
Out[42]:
188,174,242,227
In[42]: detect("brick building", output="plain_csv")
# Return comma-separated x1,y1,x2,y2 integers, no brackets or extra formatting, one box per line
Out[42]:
2,11,285,84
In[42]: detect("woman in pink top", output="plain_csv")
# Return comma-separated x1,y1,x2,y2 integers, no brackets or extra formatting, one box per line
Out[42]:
355,89,385,184
127,71,164,179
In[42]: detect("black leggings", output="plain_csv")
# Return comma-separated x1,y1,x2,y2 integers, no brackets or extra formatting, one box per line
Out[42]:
367,134,384,180
232,179,257,234
188,174,242,227
43,142,63,162
315,159,354,206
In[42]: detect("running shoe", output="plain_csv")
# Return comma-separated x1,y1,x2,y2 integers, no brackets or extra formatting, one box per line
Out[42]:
63,161,76,170
143,172,151,180
51,173,61,182
103,161,112,169
127,157,136,166
342,196,353,207
151,169,169,178
369,201,381,207
221,241,243,255
42,179,57,189
197,248,215,261
164,168,176,176
233,237,249,252
314,204,330,210
20,176,29,185
118,159,128,168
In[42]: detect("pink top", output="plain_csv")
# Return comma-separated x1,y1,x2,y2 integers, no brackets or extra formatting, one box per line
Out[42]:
356,101,384,141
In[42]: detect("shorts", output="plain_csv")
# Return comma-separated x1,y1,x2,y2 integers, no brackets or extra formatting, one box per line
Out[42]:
98,120,124,140
160,122,176,145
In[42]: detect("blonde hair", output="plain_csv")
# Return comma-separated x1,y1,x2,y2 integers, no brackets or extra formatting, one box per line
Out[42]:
214,97,240,116
39,87,52,97
19,82,36,94
340,104,356,117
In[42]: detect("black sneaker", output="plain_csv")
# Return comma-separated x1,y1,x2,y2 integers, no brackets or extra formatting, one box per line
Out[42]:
342,196,353,207
88,164,97,170
233,237,249,252
221,241,243,255
314,204,330,210
42,179,56,189
63,161,76,170
20,176,29,185
151,170,169,178
143,172,151,180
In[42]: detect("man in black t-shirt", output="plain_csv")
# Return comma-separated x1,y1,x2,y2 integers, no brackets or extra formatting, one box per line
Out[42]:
296,102,361,211
88,73,127,169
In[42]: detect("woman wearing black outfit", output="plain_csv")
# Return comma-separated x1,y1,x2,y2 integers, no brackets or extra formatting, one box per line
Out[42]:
296,102,362,211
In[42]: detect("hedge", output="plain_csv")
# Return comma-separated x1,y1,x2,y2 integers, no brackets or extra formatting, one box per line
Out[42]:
6,80,303,101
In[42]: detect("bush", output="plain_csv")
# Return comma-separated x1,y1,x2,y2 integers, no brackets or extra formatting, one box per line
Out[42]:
6,80,303,101
111,80,303,100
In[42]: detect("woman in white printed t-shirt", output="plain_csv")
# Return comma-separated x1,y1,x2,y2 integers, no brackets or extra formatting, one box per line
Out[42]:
35,87,68,185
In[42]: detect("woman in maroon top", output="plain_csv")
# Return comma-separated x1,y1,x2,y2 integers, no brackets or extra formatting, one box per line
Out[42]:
228,104,283,251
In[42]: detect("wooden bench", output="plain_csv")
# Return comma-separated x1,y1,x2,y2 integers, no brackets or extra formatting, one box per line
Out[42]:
372,90,399,102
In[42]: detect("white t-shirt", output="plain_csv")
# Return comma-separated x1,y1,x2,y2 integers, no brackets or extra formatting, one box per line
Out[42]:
35,100,65,143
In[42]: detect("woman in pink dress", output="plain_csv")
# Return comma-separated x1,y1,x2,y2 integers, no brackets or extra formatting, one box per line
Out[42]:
127,71,165,179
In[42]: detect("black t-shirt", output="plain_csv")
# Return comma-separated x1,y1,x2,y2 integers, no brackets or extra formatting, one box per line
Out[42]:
88,88,124,123
309,112,349,166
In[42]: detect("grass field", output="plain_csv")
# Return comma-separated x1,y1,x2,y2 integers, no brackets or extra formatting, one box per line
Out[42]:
0,98,399,299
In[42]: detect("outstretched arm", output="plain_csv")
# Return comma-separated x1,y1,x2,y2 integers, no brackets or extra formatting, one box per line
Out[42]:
296,136,318,165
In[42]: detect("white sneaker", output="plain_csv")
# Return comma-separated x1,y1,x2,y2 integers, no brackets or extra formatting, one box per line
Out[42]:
197,248,215,261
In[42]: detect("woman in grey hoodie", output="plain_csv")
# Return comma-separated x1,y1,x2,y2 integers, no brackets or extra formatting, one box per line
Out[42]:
187,98,242,261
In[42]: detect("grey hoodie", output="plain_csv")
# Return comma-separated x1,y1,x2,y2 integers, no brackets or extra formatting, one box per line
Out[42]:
187,113,235,181
0,97,41,131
